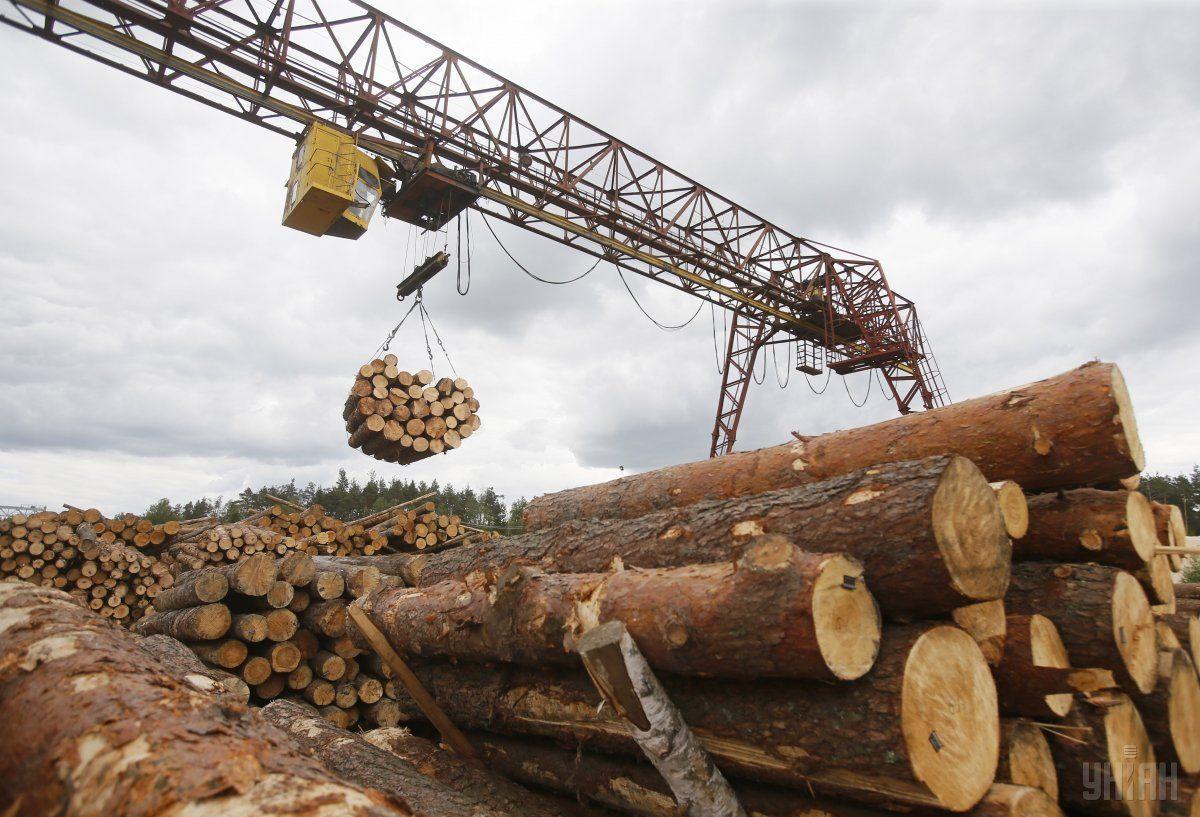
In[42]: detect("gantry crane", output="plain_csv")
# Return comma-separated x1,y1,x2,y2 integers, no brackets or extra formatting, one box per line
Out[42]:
1,0,950,457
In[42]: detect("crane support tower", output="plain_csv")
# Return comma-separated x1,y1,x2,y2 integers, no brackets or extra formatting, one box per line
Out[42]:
1,0,949,457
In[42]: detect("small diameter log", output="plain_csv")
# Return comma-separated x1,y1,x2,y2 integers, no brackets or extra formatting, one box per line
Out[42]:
998,719,1058,800
136,634,250,705
1138,649,1200,775
240,656,272,686
994,614,1074,718
191,638,249,669
953,600,1007,667
312,557,382,597
1016,489,1158,569
265,580,295,609
1005,563,1158,694
1048,694,1157,817
231,612,268,643
578,620,746,817
0,582,404,817
262,700,550,817
265,608,299,642
388,624,999,811
151,567,228,612
133,602,231,642
992,481,1030,539
1154,502,1189,570
363,728,596,817
355,536,881,680
523,361,1143,529
313,571,346,600
262,641,303,674
473,733,1061,817
402,455,1010,618
217,552,277,596
303,599,347,638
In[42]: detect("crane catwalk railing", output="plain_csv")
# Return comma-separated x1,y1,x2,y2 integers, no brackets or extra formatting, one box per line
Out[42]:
1,0,949,454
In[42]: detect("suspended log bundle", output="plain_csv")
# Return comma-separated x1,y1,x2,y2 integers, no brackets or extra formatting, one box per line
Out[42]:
345,355,481,465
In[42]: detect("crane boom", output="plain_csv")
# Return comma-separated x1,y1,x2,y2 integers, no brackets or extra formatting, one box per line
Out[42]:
1,0,949,456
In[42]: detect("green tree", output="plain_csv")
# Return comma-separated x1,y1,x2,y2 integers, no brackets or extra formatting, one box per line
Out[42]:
1139,466,1200,536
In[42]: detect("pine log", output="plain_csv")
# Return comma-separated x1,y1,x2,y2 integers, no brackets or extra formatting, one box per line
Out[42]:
1138,648,1200,775
265,580,295,609
1138,554,1176,611
997,720,1057,800
216,552,277,596
1158,611,1200,671
278,551,316,587
190,637,249,669
303,599,348,637
313,570,346,599
136,633,251,705
523,361,1143,530
0,582,404,816
1154,503,1188,571
994,614,1074,718
231,612,268,642
992,481,1030,540
312,557,383,597
355,536,880,680
472,733,1060,817
151,567,228,612
133,602,231,641
1047,694,1157,817
385,623,999,811
1004,563,1158,694
400,456,1010,618
265,608,299,642
261,700,567,817
953,600,1007,667
1015,489,1157,568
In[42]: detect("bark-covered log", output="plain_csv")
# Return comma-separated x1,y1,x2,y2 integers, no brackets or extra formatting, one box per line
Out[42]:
279,551,316,586
993,614,1074,718
400,456,1010,618
133,602,231,641
1048,694,1157,817
384,624,999,811
1154,503,1189,571
191,637,249,669
364,728,601,817
1138,649,1200,775
151,567,229,612
216,551,277,596
0,582,404,816
261,700,582,817
312,556,383,597
1004,563,1158,694
1138,554,1176,611
356,535,880,680
524,361,1143,530
473,733,1059,817
136,633,250,704
1160,777,1200,817
1015,489,1157,568
1158,611,1200,671
953,600,1007,667
992,481,1029,540
997,720,1057,800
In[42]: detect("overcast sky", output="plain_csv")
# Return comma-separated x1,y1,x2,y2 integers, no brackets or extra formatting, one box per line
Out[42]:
1,1,1197,514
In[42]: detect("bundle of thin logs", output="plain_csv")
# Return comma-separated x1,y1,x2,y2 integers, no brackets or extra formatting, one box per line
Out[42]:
256,504,389,556
374,500,499,552
0,507,199,623
323,361,1197,817
344,354,481,465
132,550,408,729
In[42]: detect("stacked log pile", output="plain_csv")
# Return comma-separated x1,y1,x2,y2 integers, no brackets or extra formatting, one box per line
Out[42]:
343,361,1196,817
131,550,410,730
369,499,499,551
257,504,389,556
345,354,481,465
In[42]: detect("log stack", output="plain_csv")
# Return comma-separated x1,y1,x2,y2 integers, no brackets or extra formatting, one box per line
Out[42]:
369,500,499,552
344,354,481,465
343,361,1195,817
257,504,390,556
133,550,410,730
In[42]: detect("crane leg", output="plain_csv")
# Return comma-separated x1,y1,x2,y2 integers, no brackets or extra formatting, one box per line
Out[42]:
710,310,772,458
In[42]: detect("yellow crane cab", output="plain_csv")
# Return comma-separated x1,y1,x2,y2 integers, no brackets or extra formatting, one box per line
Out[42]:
282,122,381,240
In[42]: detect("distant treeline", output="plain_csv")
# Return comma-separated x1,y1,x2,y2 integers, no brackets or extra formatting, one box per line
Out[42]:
1139,467,1199,536
142,469,527,534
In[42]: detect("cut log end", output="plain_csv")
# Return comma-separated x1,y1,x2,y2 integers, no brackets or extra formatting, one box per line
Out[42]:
1112,571,1159,694
1029,614,1073,718
811,552,881,681
1166,650,1200,774
932,456,1012,603
1103,695,1157,817
1126,491,1160,564
991,481,1030,540
900,625,999,811
1111,364,1146,474
1003,720,1058,801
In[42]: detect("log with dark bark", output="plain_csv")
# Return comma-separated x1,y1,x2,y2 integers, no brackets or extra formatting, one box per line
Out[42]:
1154,503,1189,571
472,733,1060,817
260,700,575,817
384,623,1000,811
355,535,880,680
1004,563,1158,694
136,633,251,704
133,602,231,642
1138,648,1200,775
1047,694,1157,817
997,720,1058,800
523,361,1143,530
0,582,405,816
953,600,1007,667
151,566,229,612
993,614,1074,718
364,728,603,817
1015,489,1158,569
399,456,1010,618
1159,611,1200,671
